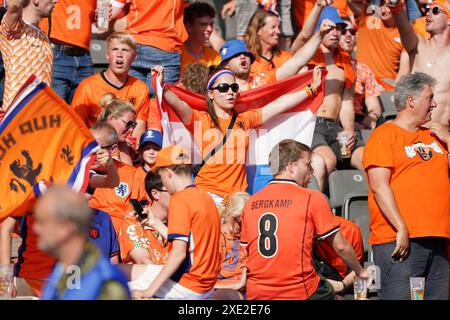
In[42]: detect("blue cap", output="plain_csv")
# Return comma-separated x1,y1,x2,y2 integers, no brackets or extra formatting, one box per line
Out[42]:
219,39,255,64
139,129,163,149
314,6,346,32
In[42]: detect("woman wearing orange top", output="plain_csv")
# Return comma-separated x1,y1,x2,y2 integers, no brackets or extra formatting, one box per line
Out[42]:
153,65,323,205
244,9,292,86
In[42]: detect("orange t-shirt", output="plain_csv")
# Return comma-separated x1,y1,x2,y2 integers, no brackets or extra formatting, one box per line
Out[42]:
216,231,246,287
241,180,340,300
16,215,56,281
363,122,450,245
39,0,95,50
180,45,221,75
293,0,352,29
309,47,356,89
355,15,405,90
112,0,188,52
184,108,263,197
167,186,221,293
0,17,53,110
89,160,148,235
249,50,291,86
71,72,149,129
314,216,364,278
118,212,168,264
412,16,430,40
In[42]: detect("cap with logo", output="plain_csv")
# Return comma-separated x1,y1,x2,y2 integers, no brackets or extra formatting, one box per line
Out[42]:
219,39,256,64
139,129,163,150
153,145,191,170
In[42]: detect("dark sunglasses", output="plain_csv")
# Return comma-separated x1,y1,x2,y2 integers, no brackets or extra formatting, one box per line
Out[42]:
210,83,240,93
426,6,446,15
343,28,357,36
100,143,116,150
120,119,138,130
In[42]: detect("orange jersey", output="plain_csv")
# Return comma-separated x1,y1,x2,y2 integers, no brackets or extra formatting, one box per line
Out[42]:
71,72,149,128
293,0,352,29
167,186,221,293
185,109,263,197
180,45,221,75
16,215,56,281
112,0,188,52
241,180,340,300
314,216,364,278
118,212,168,264
363,122,450,245
354,61,382,117
89,160,147,235
216,231,246,286
355,15,404,90
309,47,356,89
0,18,53,110
39,0,95,50
249,50,291,86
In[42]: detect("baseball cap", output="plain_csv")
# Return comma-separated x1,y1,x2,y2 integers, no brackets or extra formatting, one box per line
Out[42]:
219,39,255,64
139,129,163,149
432,0,450,17
153,145,191,170
314,6,347,32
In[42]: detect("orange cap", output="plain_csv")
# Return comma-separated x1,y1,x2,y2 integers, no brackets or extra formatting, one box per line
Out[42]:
432,0,450,17
153,145,191,170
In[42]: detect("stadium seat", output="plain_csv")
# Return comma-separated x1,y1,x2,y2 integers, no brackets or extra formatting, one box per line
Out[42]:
307,175,320,191
342,192,371,260
361,129,372,145
328,170,368,210
380,91,397,120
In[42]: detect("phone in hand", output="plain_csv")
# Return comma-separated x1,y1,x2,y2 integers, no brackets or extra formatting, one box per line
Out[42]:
130,199,146,221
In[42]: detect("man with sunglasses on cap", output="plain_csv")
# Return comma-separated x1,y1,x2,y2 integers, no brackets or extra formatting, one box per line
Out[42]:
218,17,334,91
388,0,450,128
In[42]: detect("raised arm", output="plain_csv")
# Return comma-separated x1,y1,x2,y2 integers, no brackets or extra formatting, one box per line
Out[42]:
276,20,334,81
391,3,419,56
367,166,409,260
346,0,369,18
262,67,323,124
152,66,192,124
291,0,335,53
5,0,25,29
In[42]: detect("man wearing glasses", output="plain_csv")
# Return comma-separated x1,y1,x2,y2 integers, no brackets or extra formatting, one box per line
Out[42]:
389,0,450,127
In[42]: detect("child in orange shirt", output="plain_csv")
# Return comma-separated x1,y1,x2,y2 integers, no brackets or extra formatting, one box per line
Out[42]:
214,192,249,300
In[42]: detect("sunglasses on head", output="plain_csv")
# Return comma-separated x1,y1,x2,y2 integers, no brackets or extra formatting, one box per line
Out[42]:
426,6,446,15
210,82,240,93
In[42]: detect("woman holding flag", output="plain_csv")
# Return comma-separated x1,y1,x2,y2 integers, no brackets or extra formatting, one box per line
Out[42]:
153,65,323,206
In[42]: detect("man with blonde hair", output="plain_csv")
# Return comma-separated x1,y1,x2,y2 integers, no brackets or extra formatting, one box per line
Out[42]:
71,31,148,142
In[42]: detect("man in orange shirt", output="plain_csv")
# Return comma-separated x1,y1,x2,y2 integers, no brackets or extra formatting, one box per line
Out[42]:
111,0,188,96
181,2,221,75
0,0,56,112
349,0,410,90
72,32,148,141
127,145,221,299
39,0,96,104
363,72,449,300
241,139,369,300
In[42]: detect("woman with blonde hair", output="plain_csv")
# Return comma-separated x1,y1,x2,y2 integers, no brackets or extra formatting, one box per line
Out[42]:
97,93,138,165
214,192,250,299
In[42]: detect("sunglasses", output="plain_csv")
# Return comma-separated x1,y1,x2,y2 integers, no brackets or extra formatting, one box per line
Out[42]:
100,143,116,150
210,83,240,93
426,6,446,15
120,119,138,130
343,28,357,36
